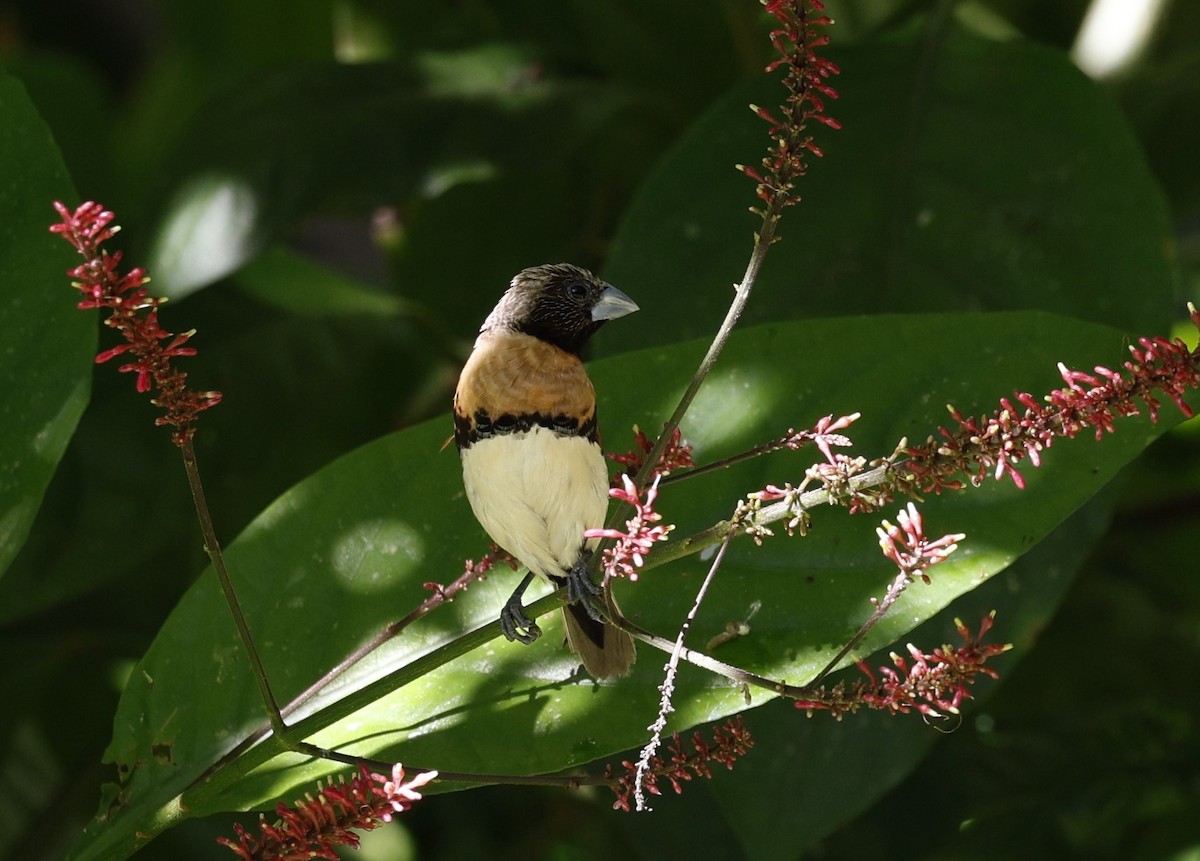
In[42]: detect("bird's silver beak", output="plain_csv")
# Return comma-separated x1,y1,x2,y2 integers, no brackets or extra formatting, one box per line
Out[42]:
591,285,639,321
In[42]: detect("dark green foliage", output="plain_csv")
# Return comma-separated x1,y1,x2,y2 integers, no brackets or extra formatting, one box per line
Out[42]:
1,2,1197,859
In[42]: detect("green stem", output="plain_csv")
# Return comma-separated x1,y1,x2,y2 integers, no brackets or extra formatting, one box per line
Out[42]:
630,201,787,493
179,438,286,738
644,462,893,570
659,436,793,486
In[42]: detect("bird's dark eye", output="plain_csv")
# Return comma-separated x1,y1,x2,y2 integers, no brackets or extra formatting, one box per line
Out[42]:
565,280,589,301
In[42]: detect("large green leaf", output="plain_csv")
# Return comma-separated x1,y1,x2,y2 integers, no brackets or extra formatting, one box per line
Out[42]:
710,492,1116,857
609,492,1105,859
587,16,1181,852
0,73,94,580
593,16,1175,358
72,310,1186,860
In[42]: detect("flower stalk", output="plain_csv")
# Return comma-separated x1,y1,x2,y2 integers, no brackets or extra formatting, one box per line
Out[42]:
218,764,437,860
51,201,286,736
630,0,840,495
794,614,1010,719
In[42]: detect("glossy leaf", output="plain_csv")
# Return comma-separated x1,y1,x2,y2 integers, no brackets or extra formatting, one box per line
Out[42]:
72,311,1184,860
712,495,1115,854
0,73,93,580
594,17,1175,358
586,16,1182,848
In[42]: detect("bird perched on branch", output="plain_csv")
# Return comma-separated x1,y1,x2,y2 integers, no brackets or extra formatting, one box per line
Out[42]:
453,264,638,678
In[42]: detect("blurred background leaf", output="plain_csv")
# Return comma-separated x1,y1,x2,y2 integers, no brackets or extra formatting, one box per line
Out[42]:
0,74,93,579
1,0,1198,858
598,10,1175,355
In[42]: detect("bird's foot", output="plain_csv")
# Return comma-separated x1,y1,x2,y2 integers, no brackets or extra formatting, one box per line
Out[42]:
499,598,541,645
566,558,604,621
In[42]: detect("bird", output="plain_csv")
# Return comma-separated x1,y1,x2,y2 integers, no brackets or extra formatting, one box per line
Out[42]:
453,263,639,679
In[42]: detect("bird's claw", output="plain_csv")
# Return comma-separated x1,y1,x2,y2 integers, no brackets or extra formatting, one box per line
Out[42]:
499,600,541,645
566,560,604,621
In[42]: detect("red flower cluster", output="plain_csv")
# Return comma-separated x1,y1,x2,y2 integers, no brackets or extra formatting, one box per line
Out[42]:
739,0,841,210
605,717,754,812
904,310,1200,493
217,763,436,860
50,201,221,445
794,614,1010,720
607,425,695,479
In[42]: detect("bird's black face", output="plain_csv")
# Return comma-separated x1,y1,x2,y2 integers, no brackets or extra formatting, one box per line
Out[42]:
522,269,607,352
490,263,638,355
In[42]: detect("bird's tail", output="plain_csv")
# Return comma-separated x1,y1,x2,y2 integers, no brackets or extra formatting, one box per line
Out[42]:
562,595,636,679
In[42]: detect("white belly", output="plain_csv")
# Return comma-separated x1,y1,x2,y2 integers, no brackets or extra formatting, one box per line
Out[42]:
460,427,610,579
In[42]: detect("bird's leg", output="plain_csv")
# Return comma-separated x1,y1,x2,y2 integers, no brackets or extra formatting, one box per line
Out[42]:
565,553,604,620
499,571,541,645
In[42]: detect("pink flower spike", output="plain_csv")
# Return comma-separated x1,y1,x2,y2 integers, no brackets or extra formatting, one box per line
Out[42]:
795,614,1010,719
876,503,965,578
587,474,674,583
606,717,753,811
905,326,1200,496
373,763,439,821
607,425,695,479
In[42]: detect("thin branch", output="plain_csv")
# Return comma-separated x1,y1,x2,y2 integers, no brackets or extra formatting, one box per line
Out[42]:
659,433,793,486
634,530,735,810
804,570,909,690
630,203,787,495
642,463,895,571
180,438,286,737
293,747,614,789
618,616,807,698
201,556,498,776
